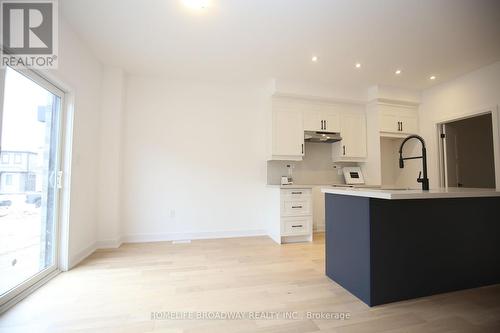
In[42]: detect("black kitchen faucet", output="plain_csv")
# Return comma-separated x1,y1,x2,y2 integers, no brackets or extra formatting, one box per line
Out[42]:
398,135,430,191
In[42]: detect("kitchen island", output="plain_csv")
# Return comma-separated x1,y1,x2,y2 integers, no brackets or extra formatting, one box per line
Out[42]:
321,187,500,306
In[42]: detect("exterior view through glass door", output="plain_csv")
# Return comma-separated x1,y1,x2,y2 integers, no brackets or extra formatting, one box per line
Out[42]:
0,67,63,304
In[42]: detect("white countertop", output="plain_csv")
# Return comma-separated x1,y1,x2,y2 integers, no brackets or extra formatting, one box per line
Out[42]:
266,184,320,189
321,187,500,200
266,183,394,190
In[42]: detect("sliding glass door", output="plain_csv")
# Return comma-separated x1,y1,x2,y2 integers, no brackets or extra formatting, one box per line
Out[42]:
0,67,63,306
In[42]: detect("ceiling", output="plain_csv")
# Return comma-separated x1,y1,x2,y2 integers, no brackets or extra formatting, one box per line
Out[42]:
61,0,500,90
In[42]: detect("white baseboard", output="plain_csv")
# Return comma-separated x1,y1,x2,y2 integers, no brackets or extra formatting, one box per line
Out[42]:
121,229,268,243
268,232,281,244
95,236,123,249
69,242,97,269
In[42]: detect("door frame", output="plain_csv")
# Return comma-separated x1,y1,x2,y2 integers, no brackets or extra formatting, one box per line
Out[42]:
0,66,71,313
436,106,500,190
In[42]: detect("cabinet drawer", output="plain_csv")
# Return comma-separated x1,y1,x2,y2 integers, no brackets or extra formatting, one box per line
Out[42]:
281,217,311,236
281,188,312,198
281,198,311,216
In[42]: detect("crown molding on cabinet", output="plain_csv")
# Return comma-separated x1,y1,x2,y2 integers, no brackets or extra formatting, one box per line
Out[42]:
273,92,367,106
368,98,420,107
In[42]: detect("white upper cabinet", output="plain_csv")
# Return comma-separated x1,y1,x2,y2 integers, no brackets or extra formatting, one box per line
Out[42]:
323,112,340,132
332,112,367,162
303,110,322,131
269,97,365,161
379,104,418,136
398,112,418,134
303,105,340,132
270,100,304,160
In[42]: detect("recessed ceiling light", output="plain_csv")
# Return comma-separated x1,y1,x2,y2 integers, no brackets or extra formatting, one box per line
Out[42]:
182,0,210,10
311,56,318,62
430,75,436,80
395,69,402,75
355,63,362,68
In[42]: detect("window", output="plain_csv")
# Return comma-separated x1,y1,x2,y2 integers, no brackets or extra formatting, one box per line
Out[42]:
0,66,65,306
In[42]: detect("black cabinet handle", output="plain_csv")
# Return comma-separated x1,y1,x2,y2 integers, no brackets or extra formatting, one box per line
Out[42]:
301,144,304,154
324,119,327,130
292,206,303,209
321,120,324,130
291,225,303,228
291,192,302,195
401,121,403,132
343,145,346,155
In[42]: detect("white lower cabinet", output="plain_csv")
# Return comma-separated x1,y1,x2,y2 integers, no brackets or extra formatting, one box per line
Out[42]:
281,216,312,236
272,188,313,243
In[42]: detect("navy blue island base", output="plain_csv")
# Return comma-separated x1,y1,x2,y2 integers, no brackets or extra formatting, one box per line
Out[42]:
325,193,500,306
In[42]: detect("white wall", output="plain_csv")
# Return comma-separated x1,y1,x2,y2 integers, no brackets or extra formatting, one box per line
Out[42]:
121,77,273,241
97,67,124,247
42,17,103,267
380,137,421,188
420,61,500,188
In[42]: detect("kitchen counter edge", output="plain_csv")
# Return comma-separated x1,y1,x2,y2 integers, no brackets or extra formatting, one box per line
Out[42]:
320,187,500,200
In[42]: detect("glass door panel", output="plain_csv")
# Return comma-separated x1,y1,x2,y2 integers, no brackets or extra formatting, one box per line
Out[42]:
0,67,62,300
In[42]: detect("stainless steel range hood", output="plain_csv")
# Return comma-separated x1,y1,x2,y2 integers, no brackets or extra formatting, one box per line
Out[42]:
304,131,342,143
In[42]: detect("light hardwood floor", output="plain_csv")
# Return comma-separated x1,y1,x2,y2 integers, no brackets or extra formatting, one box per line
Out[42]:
1,233,500,332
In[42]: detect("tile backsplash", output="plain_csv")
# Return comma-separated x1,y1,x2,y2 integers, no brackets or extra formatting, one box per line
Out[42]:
267,142,356,185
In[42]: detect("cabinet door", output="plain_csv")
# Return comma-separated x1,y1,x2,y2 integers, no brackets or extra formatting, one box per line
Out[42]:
380,113,399,133
303,110,322,131
399,115,418,134
379,104,418,135
272,109,304,157
323,112,340,132
339,113,366,158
